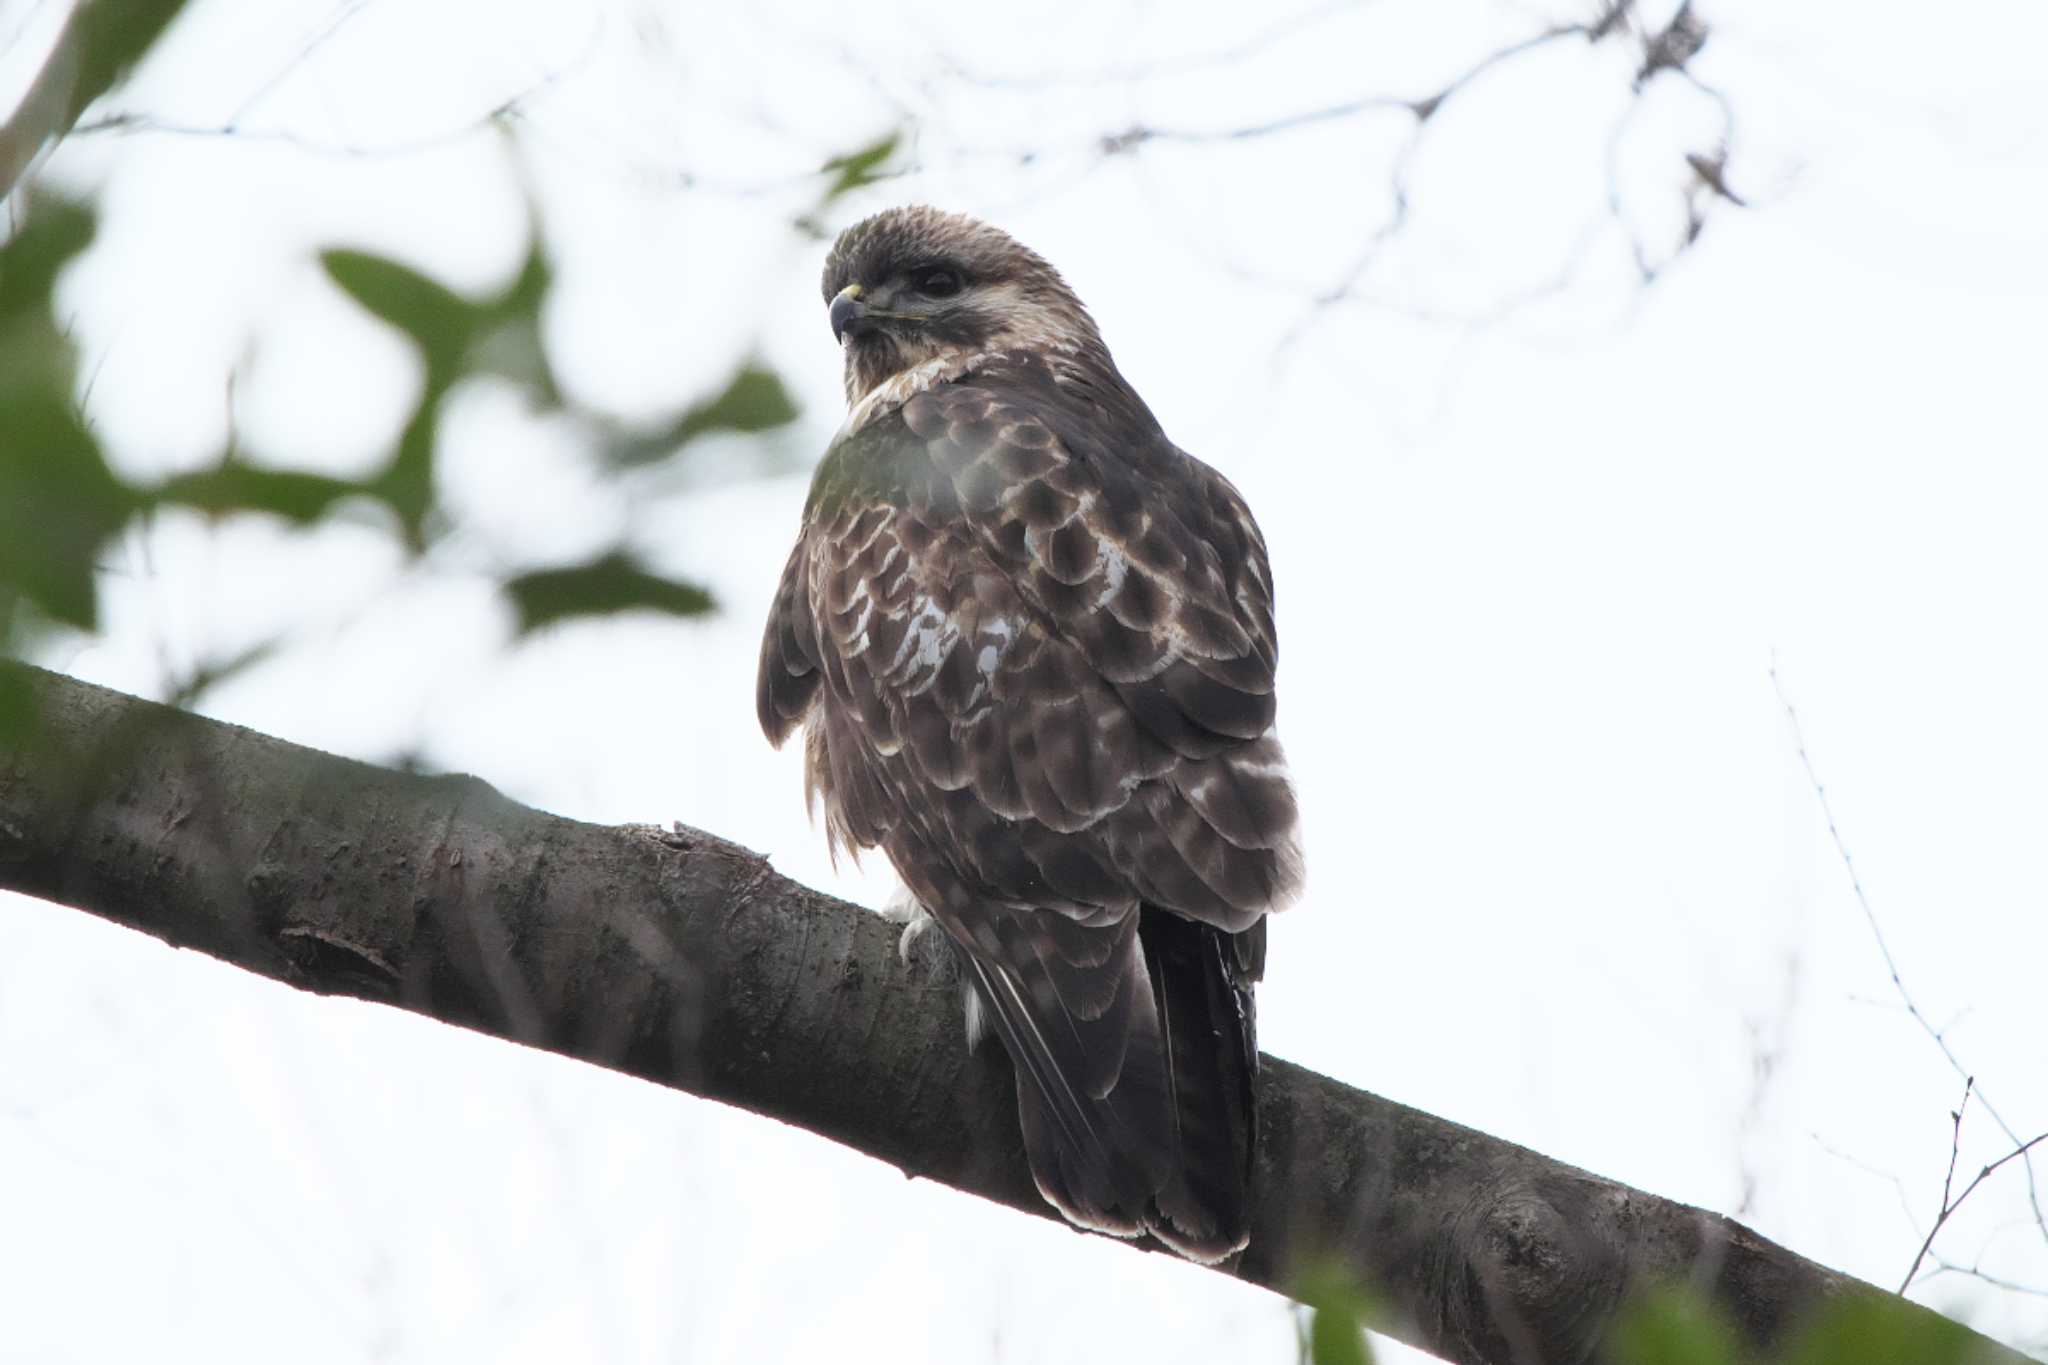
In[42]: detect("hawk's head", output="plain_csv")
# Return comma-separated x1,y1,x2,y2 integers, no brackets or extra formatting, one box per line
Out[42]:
822,206,1105,406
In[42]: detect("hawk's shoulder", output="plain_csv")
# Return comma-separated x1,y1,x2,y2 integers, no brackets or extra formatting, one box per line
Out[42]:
757,350,1280,764
898,353,1279,757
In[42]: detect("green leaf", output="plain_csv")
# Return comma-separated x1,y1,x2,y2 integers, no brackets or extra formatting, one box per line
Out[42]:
0,395,137,631
672,363,798,441
483,238,553,326
153,460,367,526
468,316,556,408
369,404,440,547
504,553,715,634
321,240,564,542
1309,1307,1374,1365
0,196,130,633
1607,1287,1742,1365
321,248,478,387
819,131,902,202
71,0,192,118
0,655,35,747
0,196,96,322
469,239,560,406
1784,1296,1982,1365
607,363,799,467
1295,1265,1377,1365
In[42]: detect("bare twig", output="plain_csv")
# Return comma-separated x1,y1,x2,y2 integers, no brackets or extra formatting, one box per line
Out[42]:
1113,2,1743,340
1098,22,1586,152
71,102,524,162
1903,1078,1978,1292
1903,1118,2048,1294
1635,1,1710,87
1771,662,2048,1257
1920,1258,2048,1301
222,0,377,128
942,0,1363,90
1810,1131,1926,1233
1732,951,1803,1221
68,17,595,166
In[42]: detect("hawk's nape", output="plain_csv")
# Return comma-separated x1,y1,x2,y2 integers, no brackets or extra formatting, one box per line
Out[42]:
755,205,1303,1261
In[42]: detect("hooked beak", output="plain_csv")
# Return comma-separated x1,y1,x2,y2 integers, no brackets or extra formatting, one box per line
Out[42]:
829,285,870,343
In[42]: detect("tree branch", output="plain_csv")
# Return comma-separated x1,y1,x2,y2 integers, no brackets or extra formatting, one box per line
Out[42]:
0,661,2029,1365
0,0,191,200
0,1,89,200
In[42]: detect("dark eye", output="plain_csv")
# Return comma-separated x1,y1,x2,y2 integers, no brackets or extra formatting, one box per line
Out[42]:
908,265,963,298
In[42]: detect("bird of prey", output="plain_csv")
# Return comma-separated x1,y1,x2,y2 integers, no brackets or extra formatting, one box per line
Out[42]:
756,206,1302,1261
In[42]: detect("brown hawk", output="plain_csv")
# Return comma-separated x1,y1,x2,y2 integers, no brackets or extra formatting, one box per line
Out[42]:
755,206,1302,1261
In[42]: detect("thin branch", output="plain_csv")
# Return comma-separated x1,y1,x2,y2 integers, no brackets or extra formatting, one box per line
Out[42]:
1810,1131,1926,1234
0,0,191,200
222,0,376,128
1771,661,2048,1248
1920,1258,2048,1302
1905,1111,2048,1295
1098,22,1586,152
1904,1077,1978,1293
67,19,595,165
1083,1,1747,349
71,102,523,162
941,0,1366,91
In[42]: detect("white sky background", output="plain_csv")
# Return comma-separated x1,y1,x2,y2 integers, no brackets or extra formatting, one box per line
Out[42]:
2,0,2045,1361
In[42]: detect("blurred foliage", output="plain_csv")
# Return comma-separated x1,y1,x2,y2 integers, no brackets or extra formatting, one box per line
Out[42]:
505,553,716,634
0,660,32,749
0,196,136,640
0,186,804,738
67,0,192,131
1284,1268,2004,1365
603,363,797,468
819,130,903,203
1780,1294,1988,1365
1295,1264,1378,1365
0,0,875,754
795,129,905,239
1609,1288,1753,1365
315,238,569,542
155,461,366,527
1605,1284,1998,1364
0,0,191,199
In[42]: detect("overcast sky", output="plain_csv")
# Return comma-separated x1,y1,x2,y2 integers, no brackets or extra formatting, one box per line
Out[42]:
3,0,2045,1361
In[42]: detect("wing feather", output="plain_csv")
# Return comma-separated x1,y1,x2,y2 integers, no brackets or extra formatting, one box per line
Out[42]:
901,364,1280,761
755,539,822,746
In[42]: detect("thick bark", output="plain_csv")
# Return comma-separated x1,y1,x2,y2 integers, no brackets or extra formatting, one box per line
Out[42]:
0,661,2027,1365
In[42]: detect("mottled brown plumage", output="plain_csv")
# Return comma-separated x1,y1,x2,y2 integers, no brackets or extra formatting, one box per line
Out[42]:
757,206,1302,1260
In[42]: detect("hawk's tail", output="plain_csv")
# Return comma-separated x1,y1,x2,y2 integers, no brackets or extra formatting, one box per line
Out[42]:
1138,909,1264,1262
962,909,1264,1264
